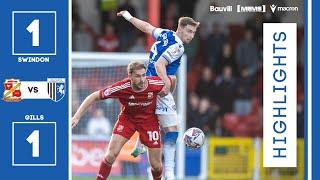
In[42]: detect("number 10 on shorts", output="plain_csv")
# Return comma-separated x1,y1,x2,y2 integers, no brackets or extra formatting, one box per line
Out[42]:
147,131,159,141
12,122,56,166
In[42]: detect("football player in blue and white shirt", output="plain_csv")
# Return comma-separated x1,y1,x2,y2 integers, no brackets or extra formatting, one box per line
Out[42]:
118,10,199,180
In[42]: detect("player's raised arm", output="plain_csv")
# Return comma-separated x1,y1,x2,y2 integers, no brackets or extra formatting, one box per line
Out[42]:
117,10,155,36
72,91,100,128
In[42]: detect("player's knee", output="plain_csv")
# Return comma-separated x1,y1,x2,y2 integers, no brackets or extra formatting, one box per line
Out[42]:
105,151,117,164
150,162,162,172
163,125,178,132
164,131,179,145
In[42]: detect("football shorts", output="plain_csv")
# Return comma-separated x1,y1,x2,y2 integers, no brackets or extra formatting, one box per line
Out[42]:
113,115,161,148
155,93,177,114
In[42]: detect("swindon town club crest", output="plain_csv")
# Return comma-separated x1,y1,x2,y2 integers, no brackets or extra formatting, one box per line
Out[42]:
147,92,153,99
47,78,66,102
3,79,22,102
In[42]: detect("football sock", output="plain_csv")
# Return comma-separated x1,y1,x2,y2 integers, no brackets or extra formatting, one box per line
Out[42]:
96,158,112,180
163,132,178,177
151,167,163,180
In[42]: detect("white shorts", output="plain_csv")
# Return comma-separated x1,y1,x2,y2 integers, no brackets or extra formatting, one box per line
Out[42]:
158,114,178,128
155,93,176,114
156,93,178,128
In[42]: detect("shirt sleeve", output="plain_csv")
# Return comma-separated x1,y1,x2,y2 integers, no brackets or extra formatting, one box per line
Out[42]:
148,76,172,92
99,81,123,100
161,43,184,64
152,28,164,39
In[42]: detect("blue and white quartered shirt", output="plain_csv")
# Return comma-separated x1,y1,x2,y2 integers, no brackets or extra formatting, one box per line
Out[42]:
146,28,184,76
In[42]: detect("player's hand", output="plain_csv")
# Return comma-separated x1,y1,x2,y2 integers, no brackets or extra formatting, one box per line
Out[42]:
116,10,127,17
72,116,80,128
117,11,133,21
159,83,170,97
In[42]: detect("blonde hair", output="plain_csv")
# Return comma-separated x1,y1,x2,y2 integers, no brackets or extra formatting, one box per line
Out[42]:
127,60,146,75
178,17,200,28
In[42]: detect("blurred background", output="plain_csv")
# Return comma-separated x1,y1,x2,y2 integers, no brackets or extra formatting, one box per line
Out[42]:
71,0,304,179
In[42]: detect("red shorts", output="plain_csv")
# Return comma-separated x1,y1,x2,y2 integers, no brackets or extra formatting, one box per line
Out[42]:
113,115,161,148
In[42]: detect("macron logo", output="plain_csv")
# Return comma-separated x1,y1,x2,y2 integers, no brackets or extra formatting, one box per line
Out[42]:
270,4,277,13
270,4,299,13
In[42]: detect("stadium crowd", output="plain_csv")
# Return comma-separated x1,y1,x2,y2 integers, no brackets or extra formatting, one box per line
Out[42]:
72,0,304,138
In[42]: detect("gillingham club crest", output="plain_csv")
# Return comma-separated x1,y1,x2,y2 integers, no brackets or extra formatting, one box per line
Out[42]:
47,78,66,102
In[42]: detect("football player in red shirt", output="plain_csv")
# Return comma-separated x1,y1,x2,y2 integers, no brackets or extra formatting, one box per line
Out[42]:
72,61,174,180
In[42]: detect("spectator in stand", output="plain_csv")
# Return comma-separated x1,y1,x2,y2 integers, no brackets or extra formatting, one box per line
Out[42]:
187,92,200,129
187,94,214,135
216,42,237,75
128,35,146,53
74,20,94,51
87,108,112,136
213,65,236,115
97,23,119,52
197,97,216,135
236,28,259,76
234,67,254,116
195,67,214,98
205,22,225,71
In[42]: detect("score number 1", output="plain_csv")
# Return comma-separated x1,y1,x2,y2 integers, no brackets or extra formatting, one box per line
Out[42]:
26,130,40,157
26,19,40,47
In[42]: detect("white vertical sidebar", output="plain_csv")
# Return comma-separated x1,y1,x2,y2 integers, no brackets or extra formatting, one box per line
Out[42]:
263,23,297,167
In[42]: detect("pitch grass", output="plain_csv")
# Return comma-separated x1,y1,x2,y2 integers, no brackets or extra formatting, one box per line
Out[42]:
72,177,145,180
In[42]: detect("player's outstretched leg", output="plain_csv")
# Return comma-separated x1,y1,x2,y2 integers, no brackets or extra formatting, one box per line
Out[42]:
148,147,163,180
131,137,146,158
96,134,128,180
163,131,178,180
158,114,179,180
